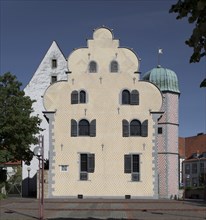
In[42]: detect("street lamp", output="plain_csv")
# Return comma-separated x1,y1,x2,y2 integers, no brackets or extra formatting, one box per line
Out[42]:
27,167,31,197
33,135,44,220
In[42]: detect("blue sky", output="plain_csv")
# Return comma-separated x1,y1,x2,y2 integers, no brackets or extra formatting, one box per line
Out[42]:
1,0,206,137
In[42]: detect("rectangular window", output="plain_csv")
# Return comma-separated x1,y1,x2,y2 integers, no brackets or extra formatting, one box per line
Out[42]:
124,154,140,182
200,162,204,173
186,178,190,187
158,127,162,134
185,164,190,174
192,177,198,187
51,76,57,84
80,153,95,181
60,165,68,172
192,163,197,174
52,59,57,68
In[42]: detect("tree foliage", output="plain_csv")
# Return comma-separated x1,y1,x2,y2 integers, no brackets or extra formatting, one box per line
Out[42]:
0,72,42,165
169,0,206,63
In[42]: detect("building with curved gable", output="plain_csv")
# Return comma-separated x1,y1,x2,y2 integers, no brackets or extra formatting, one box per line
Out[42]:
43,27,166,198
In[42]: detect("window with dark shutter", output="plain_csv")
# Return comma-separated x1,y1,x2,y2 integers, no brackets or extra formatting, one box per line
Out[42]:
122,120,129,137
122,90,130,105
90,119,96,137
130,90,139,105
71,91,78,104
110,61,118,73
71,119,77,137
79,119,90,136
141,120,148,137
88,154,95,173
80,90,86,103
89,61,97,73
124,154,132,173
130,120,141,136
80,153,95,180
125,154,140,181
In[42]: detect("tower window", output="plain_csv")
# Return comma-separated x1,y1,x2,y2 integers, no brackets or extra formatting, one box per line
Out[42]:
158,127,163,134
52,59,57,68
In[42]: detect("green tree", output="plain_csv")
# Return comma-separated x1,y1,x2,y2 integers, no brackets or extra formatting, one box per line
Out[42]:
169,0,206,63
0,72,42,165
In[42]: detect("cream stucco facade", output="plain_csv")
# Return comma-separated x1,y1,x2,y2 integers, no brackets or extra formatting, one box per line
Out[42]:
43,27,163,198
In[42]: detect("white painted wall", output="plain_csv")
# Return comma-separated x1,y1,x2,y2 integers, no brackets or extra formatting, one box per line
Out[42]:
22,41,68,196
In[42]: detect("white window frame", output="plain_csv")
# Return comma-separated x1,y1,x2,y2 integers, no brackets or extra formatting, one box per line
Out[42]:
60,165,68,172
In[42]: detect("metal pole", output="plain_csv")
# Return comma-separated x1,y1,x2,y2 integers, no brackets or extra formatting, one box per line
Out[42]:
27,170,30,197
41,135,44,220
38,159,41,219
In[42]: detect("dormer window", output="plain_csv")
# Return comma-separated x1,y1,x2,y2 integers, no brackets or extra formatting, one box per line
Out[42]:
89,61,97,73
52,59,57,68
110,61,118,73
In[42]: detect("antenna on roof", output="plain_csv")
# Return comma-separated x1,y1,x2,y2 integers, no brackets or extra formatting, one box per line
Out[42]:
158,48,163,67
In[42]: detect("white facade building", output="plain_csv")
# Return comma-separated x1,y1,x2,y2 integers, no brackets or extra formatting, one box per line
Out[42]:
23,27,180,199
22,41,68,196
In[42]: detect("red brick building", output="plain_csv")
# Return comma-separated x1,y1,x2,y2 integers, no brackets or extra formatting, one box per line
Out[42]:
179,133,206,187
179,133,206,159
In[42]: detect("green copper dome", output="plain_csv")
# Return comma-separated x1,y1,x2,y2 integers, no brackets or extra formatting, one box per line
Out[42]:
143,65,180,93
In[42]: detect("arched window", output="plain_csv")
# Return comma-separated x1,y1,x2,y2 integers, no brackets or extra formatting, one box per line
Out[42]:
122,90,130,105
130,120,141,136
71,119,77,137
130,90,139,105
80,90,86,103
110,61,118,73
71,91,78,104
122,120,129,137
141,120,148,137
79,119,90,136
89,61,97,73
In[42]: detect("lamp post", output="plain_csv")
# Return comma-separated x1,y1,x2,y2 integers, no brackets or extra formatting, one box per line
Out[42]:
33,135,44,220
27,167,31,197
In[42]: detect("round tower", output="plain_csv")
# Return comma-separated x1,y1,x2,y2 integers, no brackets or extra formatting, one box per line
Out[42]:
143,65,180,199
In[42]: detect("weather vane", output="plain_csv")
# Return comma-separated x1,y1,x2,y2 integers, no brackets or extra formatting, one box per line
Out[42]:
158,48,163,67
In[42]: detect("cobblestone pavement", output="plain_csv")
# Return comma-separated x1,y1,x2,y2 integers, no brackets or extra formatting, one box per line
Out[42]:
0,198,206,220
